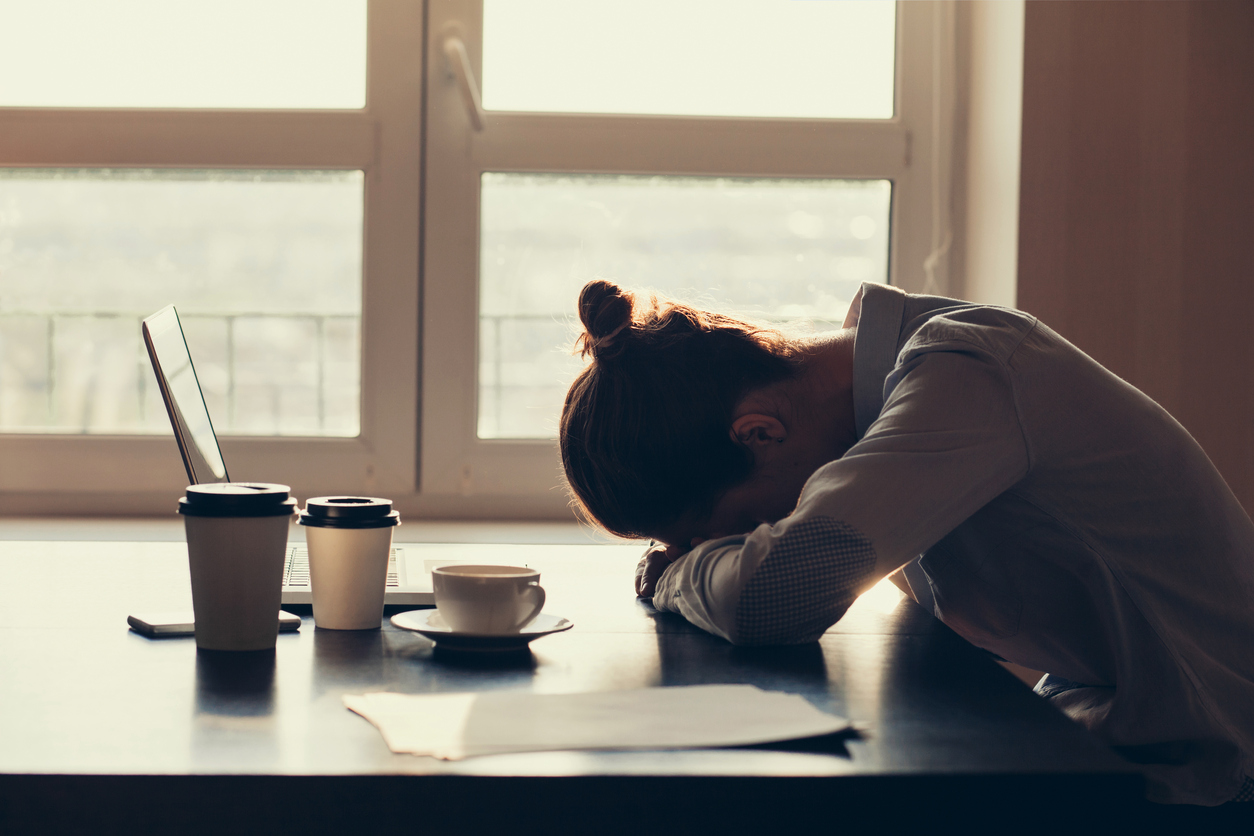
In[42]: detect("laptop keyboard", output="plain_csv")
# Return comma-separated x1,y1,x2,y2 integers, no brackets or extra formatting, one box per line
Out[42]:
284,546,401,589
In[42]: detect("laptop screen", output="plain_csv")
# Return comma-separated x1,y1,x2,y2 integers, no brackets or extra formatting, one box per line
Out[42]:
142,306,229,485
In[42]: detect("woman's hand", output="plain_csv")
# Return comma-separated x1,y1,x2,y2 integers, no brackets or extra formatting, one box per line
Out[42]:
634,540,700,598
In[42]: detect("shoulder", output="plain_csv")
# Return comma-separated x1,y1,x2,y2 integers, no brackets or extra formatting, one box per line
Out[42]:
901,303,1039,365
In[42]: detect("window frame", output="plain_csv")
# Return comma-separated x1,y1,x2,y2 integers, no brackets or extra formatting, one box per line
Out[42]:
419,0,953,517
0,0,422,514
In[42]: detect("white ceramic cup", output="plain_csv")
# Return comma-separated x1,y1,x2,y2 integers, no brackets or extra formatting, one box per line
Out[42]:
300,497,400,630
179,483,297,651
432,565,545,634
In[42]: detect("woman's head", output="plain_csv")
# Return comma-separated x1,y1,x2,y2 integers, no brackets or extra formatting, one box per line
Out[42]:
559,279,801,541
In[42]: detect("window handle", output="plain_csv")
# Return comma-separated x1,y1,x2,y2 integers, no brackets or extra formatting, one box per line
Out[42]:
443,33,485,132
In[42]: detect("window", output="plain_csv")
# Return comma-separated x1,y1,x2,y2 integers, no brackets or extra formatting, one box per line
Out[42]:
476,173,893,439
0,0,420,511
0,1,952,517
1,168,364,438
422,0,950,515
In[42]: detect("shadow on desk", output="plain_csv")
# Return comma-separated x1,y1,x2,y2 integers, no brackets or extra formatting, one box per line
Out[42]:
195,650,276,717
742,727,860,758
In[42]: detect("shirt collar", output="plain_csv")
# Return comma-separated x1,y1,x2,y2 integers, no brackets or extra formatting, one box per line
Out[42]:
845,282,907,439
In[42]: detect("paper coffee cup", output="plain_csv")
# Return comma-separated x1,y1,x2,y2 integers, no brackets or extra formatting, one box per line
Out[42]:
432,565,545,634
299,496,400,630
179,483,297,651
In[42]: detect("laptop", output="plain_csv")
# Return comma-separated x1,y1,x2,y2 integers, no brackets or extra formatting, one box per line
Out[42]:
141,305,435,607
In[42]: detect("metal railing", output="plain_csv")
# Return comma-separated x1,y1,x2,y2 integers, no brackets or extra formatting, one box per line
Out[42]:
0,311,360,436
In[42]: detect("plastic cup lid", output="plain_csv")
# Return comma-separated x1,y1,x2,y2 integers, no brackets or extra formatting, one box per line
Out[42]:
178,482,296,517
299,496,400,528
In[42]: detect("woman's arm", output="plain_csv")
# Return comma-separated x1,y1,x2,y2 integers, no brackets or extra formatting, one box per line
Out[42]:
650,344,1031,645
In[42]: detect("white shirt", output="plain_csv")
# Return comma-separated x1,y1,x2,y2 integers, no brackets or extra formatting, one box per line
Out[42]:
651,283,1254,805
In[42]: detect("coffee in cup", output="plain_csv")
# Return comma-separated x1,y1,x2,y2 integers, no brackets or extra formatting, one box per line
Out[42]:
431,565,545,634
178,482,297,651
299,496,400,630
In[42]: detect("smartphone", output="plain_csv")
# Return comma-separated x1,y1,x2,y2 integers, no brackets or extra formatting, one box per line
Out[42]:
127,610,302,637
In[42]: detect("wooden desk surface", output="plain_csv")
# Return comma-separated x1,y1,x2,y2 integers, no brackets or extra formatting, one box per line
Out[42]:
0,539,1142,833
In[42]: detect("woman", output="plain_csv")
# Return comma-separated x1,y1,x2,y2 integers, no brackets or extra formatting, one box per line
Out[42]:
559,278,1254,806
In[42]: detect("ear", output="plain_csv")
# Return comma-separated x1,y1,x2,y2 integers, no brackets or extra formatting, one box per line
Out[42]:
730,413,787,448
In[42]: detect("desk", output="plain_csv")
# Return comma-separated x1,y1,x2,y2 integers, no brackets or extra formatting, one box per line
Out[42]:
0,539,1141,833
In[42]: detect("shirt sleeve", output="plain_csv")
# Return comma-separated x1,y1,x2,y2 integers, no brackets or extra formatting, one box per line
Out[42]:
650,339,1032,645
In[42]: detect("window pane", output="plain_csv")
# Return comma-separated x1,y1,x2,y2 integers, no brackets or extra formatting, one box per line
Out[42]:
0,1,366,109
0,169,363,436
478,173,892,439
482,0,895,119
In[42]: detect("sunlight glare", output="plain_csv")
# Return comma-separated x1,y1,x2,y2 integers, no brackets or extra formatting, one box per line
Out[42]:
858,576,905,615
483,0,895,119
0,0,366,108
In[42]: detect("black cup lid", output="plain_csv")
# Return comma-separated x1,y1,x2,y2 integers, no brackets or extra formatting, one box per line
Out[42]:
178,483,296,518
298,496,400,529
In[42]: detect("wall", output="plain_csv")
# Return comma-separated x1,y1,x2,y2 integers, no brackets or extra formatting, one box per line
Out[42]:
953,0,1024,308
1017,0,1254,513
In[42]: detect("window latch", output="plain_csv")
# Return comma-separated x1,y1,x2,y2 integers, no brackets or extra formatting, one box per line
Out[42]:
442,32,486,132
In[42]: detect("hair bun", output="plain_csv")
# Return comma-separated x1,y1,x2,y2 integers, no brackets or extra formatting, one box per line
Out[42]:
577,279,634,358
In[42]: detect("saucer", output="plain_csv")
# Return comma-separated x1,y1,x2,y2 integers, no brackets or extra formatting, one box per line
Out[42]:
390,609,573,652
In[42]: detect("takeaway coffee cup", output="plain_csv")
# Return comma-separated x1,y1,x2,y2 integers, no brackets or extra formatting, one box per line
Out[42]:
431,565,545,634
299,497,400,630
178,483,297,651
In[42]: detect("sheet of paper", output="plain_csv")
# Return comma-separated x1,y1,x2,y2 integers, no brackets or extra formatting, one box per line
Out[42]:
343,684,848,760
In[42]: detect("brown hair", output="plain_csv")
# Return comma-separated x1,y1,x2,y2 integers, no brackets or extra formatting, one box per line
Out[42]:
560,279,799,540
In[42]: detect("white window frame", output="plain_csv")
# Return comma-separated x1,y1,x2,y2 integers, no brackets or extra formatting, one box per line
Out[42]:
419,0,954,518
0,0,422,515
